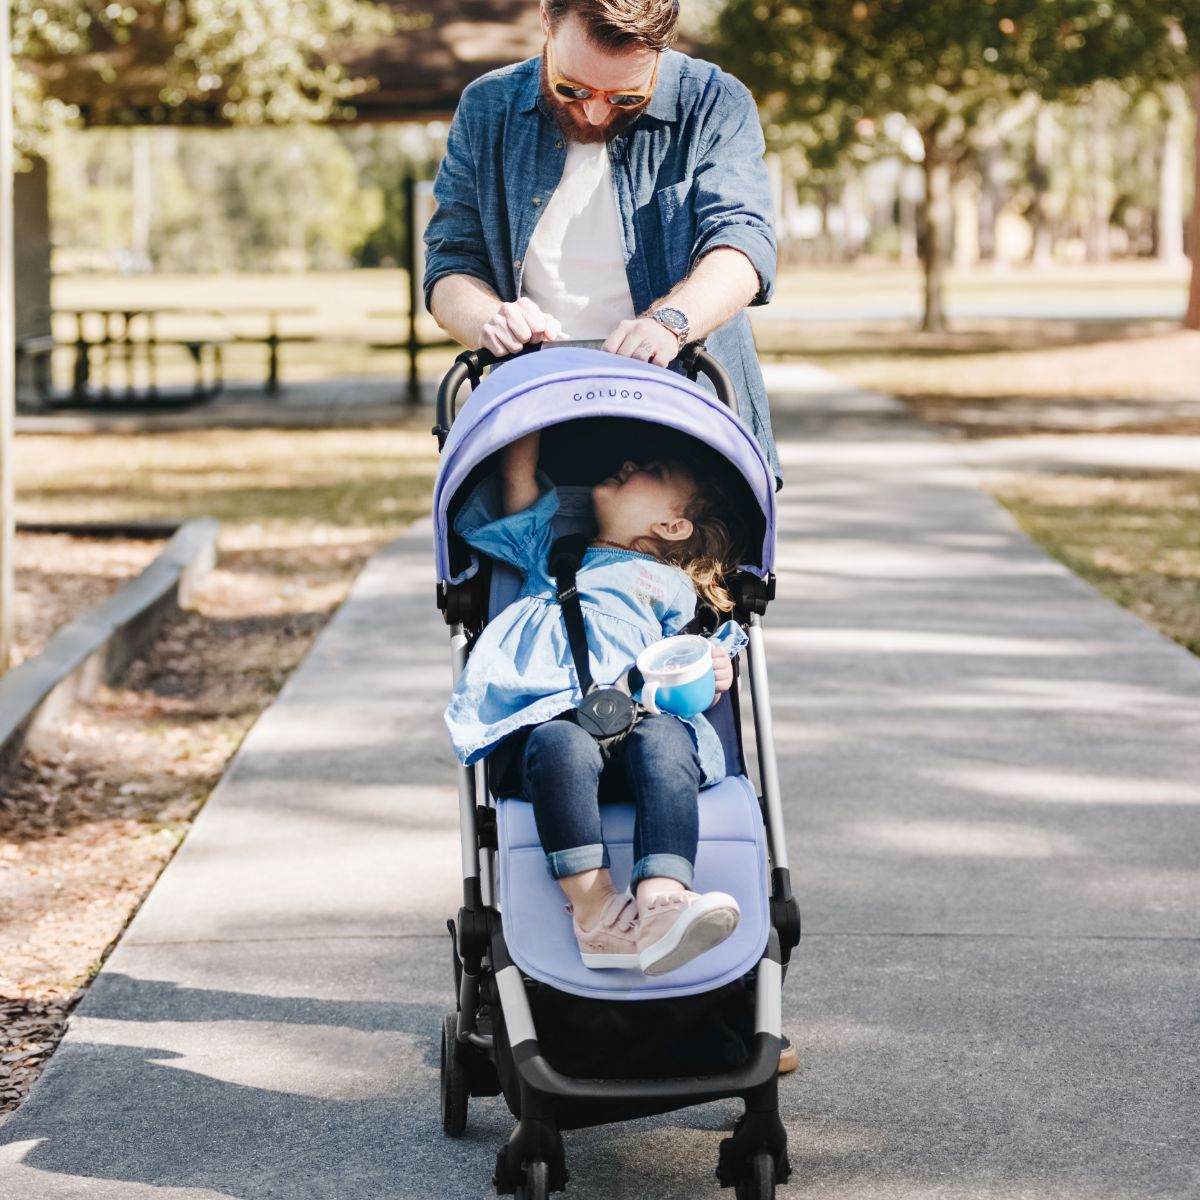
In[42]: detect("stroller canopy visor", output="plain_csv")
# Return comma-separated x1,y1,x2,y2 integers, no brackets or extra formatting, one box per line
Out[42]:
433,348,776,580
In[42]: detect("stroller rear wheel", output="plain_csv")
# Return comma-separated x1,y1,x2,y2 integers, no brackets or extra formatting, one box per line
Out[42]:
441,1012,469,1136
514,1159,549,1200
735,1151,776,1200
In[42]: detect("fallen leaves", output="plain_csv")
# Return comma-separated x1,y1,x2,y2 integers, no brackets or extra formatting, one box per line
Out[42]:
1,529,382,1118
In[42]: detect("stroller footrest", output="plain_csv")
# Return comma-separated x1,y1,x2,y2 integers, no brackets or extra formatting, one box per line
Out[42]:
510,1031,782,1105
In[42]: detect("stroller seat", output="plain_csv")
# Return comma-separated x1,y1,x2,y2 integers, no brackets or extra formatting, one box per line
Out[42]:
497,775,771,1001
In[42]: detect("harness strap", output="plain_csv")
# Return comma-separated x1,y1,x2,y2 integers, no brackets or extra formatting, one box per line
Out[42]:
548,533,596,695
549,534,716,699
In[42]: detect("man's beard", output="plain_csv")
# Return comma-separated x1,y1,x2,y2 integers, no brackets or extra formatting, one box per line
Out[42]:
539,54,646,145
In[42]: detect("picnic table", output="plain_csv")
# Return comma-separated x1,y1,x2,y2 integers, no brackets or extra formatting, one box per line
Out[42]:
33,305,316,406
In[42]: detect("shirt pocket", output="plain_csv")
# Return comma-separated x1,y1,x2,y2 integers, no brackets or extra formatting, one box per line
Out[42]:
654,180,696,273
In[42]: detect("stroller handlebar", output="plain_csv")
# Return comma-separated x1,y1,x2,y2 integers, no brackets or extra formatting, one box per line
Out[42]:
433,339,737,449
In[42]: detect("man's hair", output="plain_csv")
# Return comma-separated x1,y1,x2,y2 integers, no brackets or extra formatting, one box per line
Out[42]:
544,0,679,52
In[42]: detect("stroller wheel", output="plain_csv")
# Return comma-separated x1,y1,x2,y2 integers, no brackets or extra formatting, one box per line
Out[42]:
735,1151,776,1200
440,1013,469,1137
514,1159,549,1200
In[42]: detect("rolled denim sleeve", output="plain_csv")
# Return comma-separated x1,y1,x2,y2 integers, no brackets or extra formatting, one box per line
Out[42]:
423,98,497,309
454,470,559,579
691,77,777,306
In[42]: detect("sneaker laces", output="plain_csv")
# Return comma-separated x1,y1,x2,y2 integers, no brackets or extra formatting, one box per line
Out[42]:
568,892,637,933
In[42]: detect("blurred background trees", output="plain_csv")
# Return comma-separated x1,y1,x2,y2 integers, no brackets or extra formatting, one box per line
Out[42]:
712,0,1190,331
47,122,444,273
6,0,1197,331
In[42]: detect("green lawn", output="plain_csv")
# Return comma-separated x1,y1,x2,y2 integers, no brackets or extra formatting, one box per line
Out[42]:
15,425,439,538
995,471,1200,656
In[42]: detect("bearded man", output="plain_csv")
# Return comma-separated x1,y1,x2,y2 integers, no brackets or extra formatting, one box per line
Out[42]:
424,0,780,482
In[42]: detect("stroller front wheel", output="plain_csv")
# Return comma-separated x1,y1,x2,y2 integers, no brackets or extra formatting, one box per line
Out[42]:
514,1159,549,1200
440,1012,470,1136
735,1151,776,1200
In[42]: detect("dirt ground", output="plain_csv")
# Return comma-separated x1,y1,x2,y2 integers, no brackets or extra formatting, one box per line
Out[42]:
10,534,164,668
0,534,382,1116
789,325,1200,437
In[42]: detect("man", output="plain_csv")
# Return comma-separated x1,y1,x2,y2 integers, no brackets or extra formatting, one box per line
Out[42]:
423,0,780,484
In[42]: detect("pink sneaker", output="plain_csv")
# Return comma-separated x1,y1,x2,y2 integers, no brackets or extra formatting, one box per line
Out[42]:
570,892,640,969
636,890,740,976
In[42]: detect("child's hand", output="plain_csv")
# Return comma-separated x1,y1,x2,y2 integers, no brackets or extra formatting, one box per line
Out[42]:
711,644,733,693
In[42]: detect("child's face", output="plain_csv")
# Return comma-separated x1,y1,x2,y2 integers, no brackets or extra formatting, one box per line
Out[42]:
592,459,696,547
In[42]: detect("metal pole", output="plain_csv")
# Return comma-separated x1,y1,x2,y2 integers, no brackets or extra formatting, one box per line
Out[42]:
0,3,16,672
404,175,420,405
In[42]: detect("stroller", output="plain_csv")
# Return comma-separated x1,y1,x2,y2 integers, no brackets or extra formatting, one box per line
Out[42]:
433,343,800,1199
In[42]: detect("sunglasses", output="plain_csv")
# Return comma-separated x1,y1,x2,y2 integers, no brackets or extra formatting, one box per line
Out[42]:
545,36,661,108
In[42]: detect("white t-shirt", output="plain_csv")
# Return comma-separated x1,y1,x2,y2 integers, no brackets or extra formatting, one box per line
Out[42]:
521,141,635,339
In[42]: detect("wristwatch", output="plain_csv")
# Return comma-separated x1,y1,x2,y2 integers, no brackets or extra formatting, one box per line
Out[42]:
648,306,690,350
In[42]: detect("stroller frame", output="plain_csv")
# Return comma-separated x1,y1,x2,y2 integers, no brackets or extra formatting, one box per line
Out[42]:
434,343,801,1199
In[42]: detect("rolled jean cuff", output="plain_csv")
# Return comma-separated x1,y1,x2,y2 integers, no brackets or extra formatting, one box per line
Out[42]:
631,853,694,889
546,843,609,880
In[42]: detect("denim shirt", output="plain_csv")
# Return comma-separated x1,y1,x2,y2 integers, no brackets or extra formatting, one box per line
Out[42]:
424,50,781,485
444,473,747,786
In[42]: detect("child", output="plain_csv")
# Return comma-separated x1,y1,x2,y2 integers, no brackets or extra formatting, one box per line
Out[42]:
445,430,748,976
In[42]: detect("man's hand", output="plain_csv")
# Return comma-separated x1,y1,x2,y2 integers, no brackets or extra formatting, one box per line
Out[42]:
479,298,563,356
603,316,679,366
711,644,734,694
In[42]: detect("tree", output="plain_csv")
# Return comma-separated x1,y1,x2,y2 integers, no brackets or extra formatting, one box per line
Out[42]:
712,0,1185,331
1164,5,1200,328
10,0,397,161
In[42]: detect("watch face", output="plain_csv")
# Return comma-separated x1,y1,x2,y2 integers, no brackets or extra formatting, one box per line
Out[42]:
653,307,688,335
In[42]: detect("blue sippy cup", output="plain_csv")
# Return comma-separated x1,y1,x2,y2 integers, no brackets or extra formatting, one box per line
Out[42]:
637,635,715,718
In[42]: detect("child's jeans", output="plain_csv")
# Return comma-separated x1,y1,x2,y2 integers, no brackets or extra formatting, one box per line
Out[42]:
520,714,701,888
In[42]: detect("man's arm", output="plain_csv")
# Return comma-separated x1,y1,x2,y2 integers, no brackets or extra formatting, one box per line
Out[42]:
605,72,776,366
602,247,760,365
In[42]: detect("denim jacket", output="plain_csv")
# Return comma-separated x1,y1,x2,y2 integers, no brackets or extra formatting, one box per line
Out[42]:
424,50,781,484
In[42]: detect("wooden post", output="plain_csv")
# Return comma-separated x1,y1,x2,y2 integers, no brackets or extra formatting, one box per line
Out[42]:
405,175,420,405
1,3,16,672
1187,72,1200,332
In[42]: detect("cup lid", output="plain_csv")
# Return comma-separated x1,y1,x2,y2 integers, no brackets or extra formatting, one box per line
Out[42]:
638,634,710,675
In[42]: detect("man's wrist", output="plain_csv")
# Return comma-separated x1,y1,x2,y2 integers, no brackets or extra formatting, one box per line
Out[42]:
647,305,690,349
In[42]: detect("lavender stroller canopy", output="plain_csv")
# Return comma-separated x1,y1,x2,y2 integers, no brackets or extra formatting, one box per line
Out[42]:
432,347,777,583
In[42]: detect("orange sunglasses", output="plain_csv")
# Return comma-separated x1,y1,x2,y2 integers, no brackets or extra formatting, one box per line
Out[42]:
545,36,661,108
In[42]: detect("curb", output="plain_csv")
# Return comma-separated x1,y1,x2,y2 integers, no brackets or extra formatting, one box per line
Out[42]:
0,517,221,776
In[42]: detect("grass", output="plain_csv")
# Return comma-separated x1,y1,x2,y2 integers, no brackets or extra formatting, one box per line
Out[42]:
14,425,440,536
993,470,1200,657
768,259,1189,312
47,261,1193,389
784,324,1200,409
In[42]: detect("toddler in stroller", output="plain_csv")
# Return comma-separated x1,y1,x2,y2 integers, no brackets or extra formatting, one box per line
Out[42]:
434,345,800,1199
445,426,748,976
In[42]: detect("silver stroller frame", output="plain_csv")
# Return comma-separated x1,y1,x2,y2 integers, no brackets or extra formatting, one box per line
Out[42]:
434,343,801,1200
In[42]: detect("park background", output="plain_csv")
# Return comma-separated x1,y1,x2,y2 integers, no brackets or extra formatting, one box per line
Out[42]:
0,0,1198,1123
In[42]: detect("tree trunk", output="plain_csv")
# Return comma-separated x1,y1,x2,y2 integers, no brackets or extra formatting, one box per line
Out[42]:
1186,72,1200,331
898,166,919,266
1086,97,1112,264
1153,88,1183,263
1,2,13,673
919,130,952,333
977,145,1000,263
131,129,153,268
1030,104,1055,267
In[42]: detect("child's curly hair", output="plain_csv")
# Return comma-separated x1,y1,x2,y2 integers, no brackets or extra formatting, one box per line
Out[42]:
628,458,746,613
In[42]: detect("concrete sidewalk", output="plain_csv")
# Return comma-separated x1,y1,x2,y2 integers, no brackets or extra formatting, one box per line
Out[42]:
2,364,1198,1198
